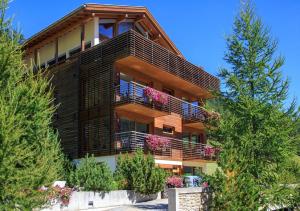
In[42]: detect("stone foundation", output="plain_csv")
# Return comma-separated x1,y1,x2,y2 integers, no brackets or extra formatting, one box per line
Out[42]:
168,187,211,211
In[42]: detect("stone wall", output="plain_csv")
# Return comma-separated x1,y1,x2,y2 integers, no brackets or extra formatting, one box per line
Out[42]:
41,190,161,211
168,187,211,211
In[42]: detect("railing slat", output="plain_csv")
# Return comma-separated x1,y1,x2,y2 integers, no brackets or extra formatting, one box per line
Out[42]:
114,131,219,161
115,81,208,123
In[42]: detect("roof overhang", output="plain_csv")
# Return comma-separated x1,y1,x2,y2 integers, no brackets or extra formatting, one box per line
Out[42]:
24,4,183,57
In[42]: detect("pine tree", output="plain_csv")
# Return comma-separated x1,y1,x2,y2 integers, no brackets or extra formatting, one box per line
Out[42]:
0,0,64,209
208,1,300,210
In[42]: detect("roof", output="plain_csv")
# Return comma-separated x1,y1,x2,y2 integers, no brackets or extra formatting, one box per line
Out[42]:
24,4,183,57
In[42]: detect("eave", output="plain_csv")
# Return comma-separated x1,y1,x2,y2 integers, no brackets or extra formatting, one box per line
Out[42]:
23,4,183,57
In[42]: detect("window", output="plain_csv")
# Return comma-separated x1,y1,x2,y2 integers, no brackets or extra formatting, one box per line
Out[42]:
69,46,81,57
119,118,149,133
182,133,190,142
118,22,134,35
120,118,135,132
136,122,148,133
57,54,66,63
191,134,200,143
99,23,114,41
163,125,174,134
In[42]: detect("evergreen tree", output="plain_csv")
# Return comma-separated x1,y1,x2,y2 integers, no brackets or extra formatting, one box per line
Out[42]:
208,1,300,210
0,0,64,209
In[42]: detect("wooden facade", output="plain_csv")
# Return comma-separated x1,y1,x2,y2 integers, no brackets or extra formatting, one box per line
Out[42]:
45,30,219,161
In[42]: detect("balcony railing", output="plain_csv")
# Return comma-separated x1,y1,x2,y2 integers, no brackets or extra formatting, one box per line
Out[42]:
114,131,219,161
79,30,219,91
127,30,220,92
115,81,208,122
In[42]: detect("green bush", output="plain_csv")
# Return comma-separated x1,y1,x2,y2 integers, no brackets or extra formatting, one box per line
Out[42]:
115,149,167,194
69,154,114,191
62,155,76,185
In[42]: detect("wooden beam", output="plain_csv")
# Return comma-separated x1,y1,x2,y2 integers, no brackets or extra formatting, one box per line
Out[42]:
135,14,146,23
55,37,58,62
116,14,128,22
80,24,85,51
152,34,161,42
34,49,37,65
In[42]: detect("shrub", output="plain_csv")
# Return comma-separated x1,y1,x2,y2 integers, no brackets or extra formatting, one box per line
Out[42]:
166,176,183,188
115,149,167,194
69,155,114,191
62,156,76,185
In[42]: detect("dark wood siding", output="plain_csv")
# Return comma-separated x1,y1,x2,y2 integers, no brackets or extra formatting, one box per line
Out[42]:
48,29,219,159
50,60,80,159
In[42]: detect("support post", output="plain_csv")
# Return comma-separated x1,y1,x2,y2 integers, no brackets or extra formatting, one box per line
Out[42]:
81,24,85,51
93,16,99,46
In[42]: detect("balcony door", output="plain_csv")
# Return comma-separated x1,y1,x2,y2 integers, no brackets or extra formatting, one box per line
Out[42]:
119,117,149,134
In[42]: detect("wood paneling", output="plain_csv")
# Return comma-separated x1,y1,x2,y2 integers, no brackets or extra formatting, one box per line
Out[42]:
154,114,182,133
115,103,168,118
46,29,219,161
50,60,80,159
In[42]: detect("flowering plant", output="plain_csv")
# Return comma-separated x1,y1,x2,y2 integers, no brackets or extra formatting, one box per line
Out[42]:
204,146,221,157
202,181,209,188
204,146,215,157
143,87,169,105
48,185,73,206
166,176,183,188
146,134,170,151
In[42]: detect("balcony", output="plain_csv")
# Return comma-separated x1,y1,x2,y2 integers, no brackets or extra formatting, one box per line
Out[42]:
114,131,219,161
115,81,208,128
79,30,219,98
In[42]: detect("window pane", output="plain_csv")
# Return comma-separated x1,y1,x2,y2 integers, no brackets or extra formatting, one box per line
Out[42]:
120,118,134,132
163,125,174,134
99,23,114,41
191,134,199,143
136,122,148,133
118,22,134,35
182,132,189,142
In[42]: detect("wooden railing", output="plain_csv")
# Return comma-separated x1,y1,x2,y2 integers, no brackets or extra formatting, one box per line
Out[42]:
115,81,208,123
127,30,220,92
78,30,219,92
114,131,219,161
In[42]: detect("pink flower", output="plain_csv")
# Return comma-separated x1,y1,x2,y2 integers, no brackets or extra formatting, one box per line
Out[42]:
146,134,170,151
202,182,209,188
144,87,169,105
166,176,183,188
204,146,215,157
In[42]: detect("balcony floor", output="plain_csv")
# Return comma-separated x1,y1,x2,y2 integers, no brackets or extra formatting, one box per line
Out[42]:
115,103,168,118
183,122,206,130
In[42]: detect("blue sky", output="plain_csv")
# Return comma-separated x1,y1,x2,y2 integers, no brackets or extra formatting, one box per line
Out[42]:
7,0,300,106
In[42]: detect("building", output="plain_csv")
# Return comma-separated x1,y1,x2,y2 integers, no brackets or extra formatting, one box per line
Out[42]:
23,4,220,175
